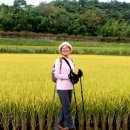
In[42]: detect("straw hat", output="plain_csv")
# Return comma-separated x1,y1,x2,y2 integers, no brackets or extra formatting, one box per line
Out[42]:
58,42,72,53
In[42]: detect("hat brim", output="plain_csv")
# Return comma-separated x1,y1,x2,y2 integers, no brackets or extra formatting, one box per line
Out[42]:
58,42,72,53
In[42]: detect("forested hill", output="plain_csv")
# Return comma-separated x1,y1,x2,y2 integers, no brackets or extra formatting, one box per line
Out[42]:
0,0,130,37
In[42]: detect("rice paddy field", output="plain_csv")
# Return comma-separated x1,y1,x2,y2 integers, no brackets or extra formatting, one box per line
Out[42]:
0,54,130,130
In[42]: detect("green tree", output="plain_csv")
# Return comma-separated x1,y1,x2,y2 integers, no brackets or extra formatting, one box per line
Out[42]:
80,11,101,35
1,14,15,31
79,0,86,10
99,19,130,37
37,2,58,17
13,0,27,9
0,4,7,18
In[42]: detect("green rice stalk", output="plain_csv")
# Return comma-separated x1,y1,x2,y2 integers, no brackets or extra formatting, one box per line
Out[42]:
86,112,91,130
107,113,114,130
3,119,8,130
78,115,83,130
31,117,35,130
93,115,98,130
39,119,44,130
122,113,129,130
12,119,16,130
115,112,121,130
100,113,107,130
22,119,26,130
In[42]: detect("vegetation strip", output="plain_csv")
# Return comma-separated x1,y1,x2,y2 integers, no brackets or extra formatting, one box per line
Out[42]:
0,38,130,55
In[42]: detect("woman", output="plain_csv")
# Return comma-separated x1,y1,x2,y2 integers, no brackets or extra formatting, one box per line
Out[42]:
54,42,76,130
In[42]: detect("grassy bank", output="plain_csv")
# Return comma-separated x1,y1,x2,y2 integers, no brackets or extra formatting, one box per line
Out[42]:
1,38,130,47
0,45,130,56
0,38,130,55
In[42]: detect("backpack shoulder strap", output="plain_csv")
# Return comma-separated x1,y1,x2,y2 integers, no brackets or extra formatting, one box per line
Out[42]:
62,57,72,71
59,58,62,71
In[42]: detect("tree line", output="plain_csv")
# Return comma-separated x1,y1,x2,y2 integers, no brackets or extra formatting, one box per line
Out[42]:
0,0,130,37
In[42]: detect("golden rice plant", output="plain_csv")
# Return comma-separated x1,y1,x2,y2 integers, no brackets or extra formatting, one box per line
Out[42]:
0,54,130,129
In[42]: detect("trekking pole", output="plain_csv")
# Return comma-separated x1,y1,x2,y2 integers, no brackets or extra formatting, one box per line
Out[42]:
78,69,86,130
73,84,79,130
80,77,86,129
51,85,57,128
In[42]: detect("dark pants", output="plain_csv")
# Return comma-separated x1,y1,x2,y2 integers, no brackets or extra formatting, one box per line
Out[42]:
57,90,75,129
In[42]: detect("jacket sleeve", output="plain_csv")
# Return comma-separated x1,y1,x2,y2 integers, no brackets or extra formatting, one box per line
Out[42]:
54,58,69,80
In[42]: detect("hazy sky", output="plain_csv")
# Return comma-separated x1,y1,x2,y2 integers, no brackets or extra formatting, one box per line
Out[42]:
0,0,130,6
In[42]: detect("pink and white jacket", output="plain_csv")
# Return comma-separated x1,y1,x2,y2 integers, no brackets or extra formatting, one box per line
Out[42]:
55,57,74,90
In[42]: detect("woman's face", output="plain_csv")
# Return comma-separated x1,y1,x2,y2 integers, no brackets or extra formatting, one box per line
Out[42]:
61,45,71,57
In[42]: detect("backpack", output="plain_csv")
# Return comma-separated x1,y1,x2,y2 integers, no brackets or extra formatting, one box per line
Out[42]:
52,58,62,83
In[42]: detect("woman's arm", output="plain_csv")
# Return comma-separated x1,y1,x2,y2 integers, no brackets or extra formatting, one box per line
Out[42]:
54,58,69,80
